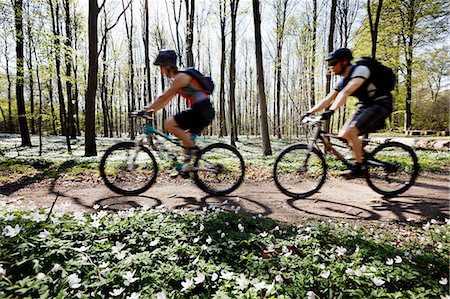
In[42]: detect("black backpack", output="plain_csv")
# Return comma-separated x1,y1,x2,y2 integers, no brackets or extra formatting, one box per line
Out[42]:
179,67,215,95
355,57,396,92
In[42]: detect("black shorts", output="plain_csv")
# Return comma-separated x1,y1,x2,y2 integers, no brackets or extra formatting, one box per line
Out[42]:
174,100,215,134
345,103,392,135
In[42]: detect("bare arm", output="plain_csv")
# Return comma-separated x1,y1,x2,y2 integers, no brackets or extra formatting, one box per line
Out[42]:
144,73,191,112
308,90,339,114
329,77,365,111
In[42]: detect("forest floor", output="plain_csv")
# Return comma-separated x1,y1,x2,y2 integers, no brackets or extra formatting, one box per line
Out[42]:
1,172,448,224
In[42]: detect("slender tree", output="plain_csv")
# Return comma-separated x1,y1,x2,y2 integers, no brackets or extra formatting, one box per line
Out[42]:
185,0,195,67
252,0,272,155
368,0,383,58
13,0,31,146
218,0,227,136
228,0,240,146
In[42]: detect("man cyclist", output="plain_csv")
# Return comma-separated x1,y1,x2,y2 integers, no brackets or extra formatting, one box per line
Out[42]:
304,48,393,178
144,49,215,171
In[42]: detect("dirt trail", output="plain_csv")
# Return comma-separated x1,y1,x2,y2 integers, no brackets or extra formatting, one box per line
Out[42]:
1,173,448,223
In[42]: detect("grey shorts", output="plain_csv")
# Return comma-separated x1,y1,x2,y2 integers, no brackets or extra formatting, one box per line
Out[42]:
343,103,392,135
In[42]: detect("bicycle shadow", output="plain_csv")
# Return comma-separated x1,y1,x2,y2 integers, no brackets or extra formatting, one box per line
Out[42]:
375,195,449,221
173,194,272,217
287,198,381,220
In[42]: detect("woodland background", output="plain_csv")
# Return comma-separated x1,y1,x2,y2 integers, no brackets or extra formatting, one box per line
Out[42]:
0,0,448,156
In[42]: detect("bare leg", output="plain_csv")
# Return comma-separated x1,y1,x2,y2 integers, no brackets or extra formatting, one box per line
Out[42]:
339,125,363,163
164,118,195,151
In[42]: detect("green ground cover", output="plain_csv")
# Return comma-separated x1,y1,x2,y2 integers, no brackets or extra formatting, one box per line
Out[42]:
0,204,448,299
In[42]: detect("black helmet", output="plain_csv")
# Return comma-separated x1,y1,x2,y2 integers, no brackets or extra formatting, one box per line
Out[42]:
153,49,177,66
326,48,353,62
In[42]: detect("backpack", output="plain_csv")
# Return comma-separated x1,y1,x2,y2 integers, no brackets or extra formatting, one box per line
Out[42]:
179,67,215,95
354,57,396,92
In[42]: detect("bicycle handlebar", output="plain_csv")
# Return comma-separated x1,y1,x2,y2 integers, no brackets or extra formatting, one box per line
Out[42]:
130,110,153,120
302,115,323,124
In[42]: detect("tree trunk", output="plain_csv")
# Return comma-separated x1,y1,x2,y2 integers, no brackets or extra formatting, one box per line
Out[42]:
13,0,31,146
229,0,240,146
219,0,227,137
26,1,35,134
50,0,71,151
64,0,76,138
124,0,135,139
185,0,195,67
100,12,109,137
85,0,99,156
368,0,383,58
325,0,337,133
309,0,317,109
5,36,14,132
143,0,152,106
252,0,272,155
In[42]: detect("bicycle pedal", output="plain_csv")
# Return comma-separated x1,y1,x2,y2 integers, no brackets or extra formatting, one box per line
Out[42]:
179,171,191,179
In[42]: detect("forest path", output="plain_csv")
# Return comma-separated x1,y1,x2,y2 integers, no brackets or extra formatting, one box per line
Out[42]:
1,172,448,223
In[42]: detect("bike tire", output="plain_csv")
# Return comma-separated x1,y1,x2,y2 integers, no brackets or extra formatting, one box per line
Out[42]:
100,142,158,195
365,141,419,196
192,143,245,196
273,144,327,199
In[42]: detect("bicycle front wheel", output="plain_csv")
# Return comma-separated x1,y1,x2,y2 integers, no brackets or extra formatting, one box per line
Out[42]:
100,142,158,195
365,141,419,196
193,143,245,196
273,144,327,199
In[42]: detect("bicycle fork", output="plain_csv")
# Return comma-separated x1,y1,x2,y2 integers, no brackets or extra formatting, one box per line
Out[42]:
302,126,321,170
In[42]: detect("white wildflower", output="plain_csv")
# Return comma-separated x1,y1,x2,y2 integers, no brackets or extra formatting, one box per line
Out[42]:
423,222,430,230
372,277,385,286
439,277,448,285
386,258,394,265
39,230,50,239
235,273,248,289
74,245,89,252
0,264,6,276
394,256,402,263
68,273,81,289
206,236,212,244
123,270,138,284
336,246,347,256
36,273,46,280
181,279,193,292
220,232,225,238
345,269,354,275
3,225,21,237
307,291,317,299
199,224,204,231
126,293,140,299
253,281,266,291
320,270,330,279
220,270,233,280
201,244,207,250
194,272,205,285
150,238,160,247
31,211,46,222
211,273,218,281
51,264,61,273
155,290,166,299
275,274,283,282
193,237,200,243
109,288,125,296
93,204,100,210
238,223,244,232
111,242,125,254
259,231,268,238
354,269,363,277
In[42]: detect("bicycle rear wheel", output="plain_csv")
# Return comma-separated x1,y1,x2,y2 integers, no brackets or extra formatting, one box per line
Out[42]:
365,141,419,196
100,142,158,195
273,144,327,198
193,143,245,196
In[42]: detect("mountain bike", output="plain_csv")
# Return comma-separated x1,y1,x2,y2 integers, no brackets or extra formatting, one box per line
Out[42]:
273,115,419,198
100,111,245,196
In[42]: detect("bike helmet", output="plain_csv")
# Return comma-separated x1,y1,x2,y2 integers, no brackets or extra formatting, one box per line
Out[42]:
326,48,353,62
153,49,177,66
